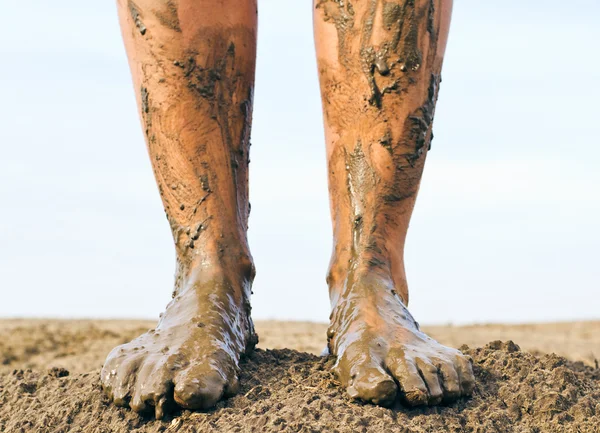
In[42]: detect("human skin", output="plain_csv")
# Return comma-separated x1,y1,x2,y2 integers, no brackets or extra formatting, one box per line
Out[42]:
101,0,474,418
101,0,258,418
314,0,475,405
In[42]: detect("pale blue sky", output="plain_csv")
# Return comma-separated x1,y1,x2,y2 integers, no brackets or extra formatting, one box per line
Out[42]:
0,1,598,324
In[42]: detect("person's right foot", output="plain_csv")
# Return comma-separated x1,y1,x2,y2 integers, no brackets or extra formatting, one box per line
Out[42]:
328,273,475,407
101,261,256,419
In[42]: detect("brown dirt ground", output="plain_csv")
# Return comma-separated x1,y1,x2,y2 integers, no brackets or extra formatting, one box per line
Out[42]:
1,320,599,432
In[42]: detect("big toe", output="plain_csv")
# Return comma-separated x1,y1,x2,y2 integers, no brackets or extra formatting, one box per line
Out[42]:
346,364,397,406
174,364,234,410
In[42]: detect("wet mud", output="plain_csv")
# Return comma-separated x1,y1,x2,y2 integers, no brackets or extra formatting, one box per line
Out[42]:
2,338,599,432
317,0,435,108
128,0,147,35
154,0,181,32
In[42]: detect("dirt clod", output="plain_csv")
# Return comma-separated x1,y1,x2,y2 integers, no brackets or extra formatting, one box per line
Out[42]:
47,367,69,378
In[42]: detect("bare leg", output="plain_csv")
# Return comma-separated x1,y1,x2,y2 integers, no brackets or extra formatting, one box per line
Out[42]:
314,0,475,406
101,0,258,417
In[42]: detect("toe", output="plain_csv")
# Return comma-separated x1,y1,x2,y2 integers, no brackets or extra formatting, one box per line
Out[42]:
454,354,475,396
111,354,144,407
414,358,443,405
387,356,429,406
100,349,121,393
130,359,153,414
174,366,227,410
434,358,461,402
173,349,239,410
345,363,397,406
154,396,172,420
131,356,174,417
101,344,134,393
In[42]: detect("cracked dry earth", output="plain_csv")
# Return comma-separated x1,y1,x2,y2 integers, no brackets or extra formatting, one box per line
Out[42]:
0,320,599,433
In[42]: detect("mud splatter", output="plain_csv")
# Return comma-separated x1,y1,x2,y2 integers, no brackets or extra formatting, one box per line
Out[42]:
154,0,181,32
427,0,435,34
181,36,254,227
185,43,239,152
341,142,393,275
402,73,439,166
140,86,152,137
315,0,356,59
379,130,393,155
128,0,146,36
382,2,402,29
140,86,149,113
352,0,427,107
345,141,376,221
200,174,211,193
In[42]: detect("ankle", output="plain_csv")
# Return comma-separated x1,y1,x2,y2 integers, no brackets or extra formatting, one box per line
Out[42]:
192,251,254,279
327,251,396,288
327,254,408,305
174,249,255,296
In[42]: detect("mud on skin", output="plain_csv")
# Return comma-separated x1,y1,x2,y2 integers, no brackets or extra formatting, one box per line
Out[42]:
108,0,468,418
129,0,147,35
103,0,258,419
315,0,474,407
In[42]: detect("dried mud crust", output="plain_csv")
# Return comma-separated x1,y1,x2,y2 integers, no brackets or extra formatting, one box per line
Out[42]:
1,342,599,433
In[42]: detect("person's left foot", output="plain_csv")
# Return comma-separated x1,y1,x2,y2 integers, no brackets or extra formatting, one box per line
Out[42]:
327,274,475,407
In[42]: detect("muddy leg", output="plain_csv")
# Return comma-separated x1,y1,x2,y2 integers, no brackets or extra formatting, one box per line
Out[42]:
101,0,258,417
314,0,475,406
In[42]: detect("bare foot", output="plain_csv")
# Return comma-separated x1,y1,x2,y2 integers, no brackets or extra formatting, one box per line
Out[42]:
328,274,475,407
101,263,256,418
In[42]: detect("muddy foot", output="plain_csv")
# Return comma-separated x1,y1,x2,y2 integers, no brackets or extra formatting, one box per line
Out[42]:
101,266,256,418
328,275,475,407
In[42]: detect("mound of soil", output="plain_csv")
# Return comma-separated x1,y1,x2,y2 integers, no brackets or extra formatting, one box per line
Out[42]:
1,341,599,433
